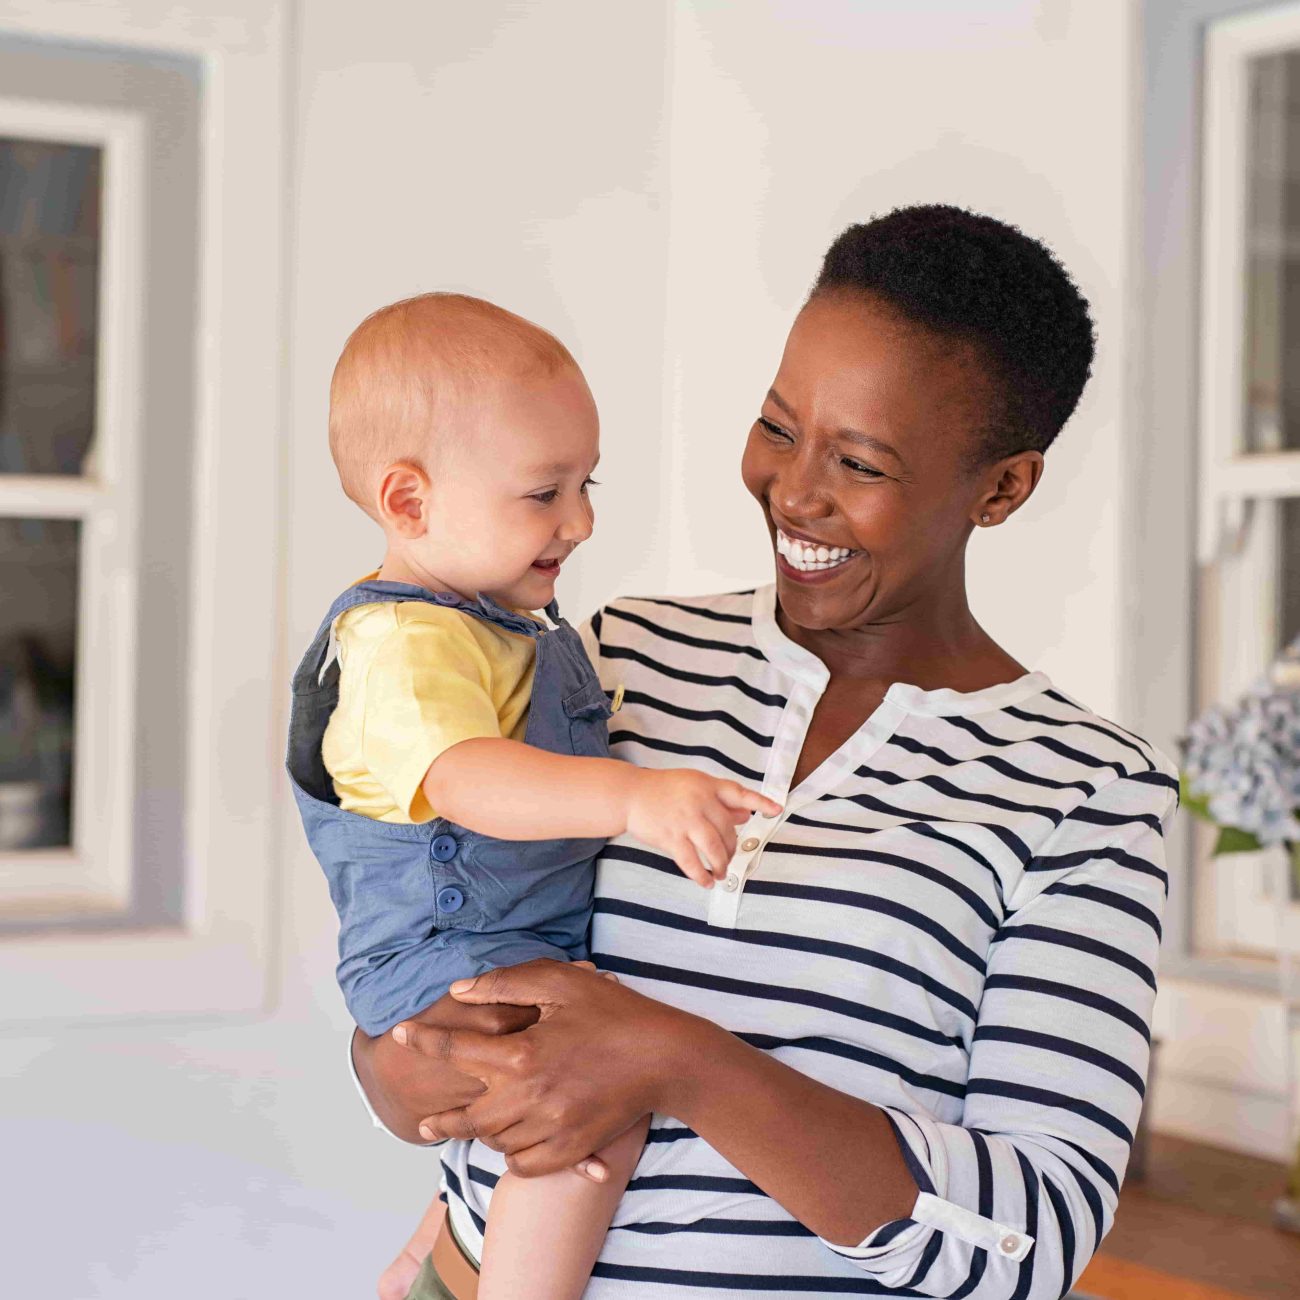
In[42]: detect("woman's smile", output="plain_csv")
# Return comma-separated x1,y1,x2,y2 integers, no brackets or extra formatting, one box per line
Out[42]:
773,524,861,581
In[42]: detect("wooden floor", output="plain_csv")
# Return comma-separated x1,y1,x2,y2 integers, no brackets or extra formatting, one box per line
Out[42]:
1074,1134,1298,1299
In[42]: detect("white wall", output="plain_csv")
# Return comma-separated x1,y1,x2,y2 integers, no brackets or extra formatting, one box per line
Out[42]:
290,0,676,624
658,0,1135,720
296,0,1144,751
4,4,1154,1297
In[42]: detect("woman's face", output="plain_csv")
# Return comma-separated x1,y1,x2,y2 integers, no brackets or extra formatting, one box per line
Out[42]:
741,291,1013,635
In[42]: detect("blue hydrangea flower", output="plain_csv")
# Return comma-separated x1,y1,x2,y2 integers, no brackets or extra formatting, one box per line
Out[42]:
1182,636,1300,846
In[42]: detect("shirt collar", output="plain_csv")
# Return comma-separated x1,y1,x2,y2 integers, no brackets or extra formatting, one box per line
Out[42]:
750,582,1051,716
751,583,829,691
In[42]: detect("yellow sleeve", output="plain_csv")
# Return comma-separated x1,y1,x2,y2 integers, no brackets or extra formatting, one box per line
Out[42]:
361,616,503,822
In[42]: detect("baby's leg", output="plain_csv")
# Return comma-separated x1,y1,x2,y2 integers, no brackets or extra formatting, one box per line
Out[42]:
377,1194,447,1300
478,1114,650,1300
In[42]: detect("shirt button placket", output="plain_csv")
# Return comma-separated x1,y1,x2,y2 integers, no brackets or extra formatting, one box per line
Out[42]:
707,818,773,928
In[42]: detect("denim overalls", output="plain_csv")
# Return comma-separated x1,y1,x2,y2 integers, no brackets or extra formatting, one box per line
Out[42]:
287,579,612,1036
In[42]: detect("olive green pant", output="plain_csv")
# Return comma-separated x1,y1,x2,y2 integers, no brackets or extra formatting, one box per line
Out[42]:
403,1254,457,1300
403,1215,478,1300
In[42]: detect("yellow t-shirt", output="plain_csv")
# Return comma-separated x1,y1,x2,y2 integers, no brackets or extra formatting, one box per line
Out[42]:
322,589,541,824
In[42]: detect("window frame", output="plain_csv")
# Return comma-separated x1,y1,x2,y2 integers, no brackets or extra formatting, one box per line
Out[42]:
0,96,144,914
1134,0,1298,994
0,2,286,1025
1193,3,1300,961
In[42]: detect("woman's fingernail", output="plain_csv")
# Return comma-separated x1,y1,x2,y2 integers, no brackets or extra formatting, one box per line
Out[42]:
392,1024,408,1045
419,1124,435,1141
450,978,475,994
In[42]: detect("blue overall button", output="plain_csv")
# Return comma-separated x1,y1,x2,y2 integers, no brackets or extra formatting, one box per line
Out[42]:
434,591,459,605
437,886,464,913
431,834,457,862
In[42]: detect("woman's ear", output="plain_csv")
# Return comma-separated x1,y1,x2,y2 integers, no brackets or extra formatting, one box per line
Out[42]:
971,450,1044,528
377,461,432,537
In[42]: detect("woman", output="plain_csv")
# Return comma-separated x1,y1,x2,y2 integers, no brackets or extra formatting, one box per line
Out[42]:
353,204,1178,1299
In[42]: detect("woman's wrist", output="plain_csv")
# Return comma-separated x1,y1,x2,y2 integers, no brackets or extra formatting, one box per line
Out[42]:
650,1004,734,1120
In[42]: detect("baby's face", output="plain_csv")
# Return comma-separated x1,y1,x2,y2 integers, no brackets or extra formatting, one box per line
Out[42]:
421,364,600,610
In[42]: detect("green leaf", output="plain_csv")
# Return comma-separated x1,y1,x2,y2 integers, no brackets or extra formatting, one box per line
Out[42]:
1179,773,1216,824
1212,824,1264,855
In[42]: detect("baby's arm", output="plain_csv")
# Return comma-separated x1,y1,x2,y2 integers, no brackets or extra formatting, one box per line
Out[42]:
424,739,780,886
424,739,638,839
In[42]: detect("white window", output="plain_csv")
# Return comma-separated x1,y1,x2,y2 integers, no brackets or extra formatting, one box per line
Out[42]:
1197,3,1300,960
0,100,143,917
0,6,285,1023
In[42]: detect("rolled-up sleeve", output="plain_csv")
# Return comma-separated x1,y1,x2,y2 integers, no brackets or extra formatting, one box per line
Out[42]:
820,772,1177,1298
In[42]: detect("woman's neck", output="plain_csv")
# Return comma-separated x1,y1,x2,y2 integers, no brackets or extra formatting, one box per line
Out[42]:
776,572,1026,694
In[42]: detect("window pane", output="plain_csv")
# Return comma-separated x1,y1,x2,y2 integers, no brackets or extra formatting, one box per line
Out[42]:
0,137,101,477
1244,51,1300,452
1281,496,1300,653
0,517,77,849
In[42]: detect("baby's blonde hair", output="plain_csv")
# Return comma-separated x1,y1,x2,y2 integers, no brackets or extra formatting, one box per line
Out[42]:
328,293,576,517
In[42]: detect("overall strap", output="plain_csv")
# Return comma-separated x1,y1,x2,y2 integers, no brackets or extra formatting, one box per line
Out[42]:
472,589,563,636
291,579,560,694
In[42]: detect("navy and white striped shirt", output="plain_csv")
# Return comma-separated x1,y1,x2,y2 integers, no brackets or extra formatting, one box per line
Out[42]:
426,584,1178,1297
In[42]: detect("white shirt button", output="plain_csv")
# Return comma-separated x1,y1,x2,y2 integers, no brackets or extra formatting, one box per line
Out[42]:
740,837,760,852
998,1233,1022,1256
722,873,740,892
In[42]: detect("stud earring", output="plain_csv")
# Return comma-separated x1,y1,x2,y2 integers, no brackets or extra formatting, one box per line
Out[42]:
980,513,991,524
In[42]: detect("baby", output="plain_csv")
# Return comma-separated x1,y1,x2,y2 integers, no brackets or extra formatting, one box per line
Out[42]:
286,293,779,1300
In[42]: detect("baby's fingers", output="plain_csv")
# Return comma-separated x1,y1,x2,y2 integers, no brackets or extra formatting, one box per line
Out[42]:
715,783,783,818
701,804,741,853
671,836,715,889
688,821,732,881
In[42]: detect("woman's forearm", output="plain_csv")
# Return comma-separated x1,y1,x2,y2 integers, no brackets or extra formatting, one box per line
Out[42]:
663,1017,919,1247
411,963,919,1243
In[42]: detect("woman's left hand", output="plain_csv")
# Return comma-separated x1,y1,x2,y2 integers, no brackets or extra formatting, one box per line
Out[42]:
392,959,708,1177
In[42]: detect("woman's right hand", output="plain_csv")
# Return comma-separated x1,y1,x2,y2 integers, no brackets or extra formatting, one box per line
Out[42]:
352,990,540,1143
626,769,781,887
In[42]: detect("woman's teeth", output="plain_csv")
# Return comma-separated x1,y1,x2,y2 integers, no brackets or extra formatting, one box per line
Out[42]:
776,528,855,572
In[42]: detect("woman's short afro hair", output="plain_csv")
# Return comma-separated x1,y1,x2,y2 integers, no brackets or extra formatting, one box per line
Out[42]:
812,204,1095,463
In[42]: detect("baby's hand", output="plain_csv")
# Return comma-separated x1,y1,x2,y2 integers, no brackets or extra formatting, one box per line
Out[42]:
625,769,782,887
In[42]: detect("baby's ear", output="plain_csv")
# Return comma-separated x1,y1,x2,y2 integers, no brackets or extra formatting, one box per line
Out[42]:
377,461,431,534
